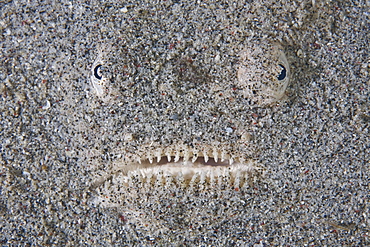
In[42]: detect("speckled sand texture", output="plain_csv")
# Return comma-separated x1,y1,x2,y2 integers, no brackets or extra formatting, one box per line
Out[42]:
1,0,369,246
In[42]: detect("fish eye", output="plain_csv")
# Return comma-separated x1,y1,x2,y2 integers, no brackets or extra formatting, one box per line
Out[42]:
94,64,103,80
277,64,286,81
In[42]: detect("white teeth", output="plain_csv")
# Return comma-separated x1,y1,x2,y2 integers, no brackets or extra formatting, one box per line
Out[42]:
183,149,190,162
221,151,226,162
165,149,171,162
204,150,209,163
217,170,223,187
139,149,241,166
229,157,234,165
174,151,180,162
192,150,198,163
189,173,198,187
209,170,215,185
191,154,198,163
213,149,218,163
204,155,209,163
155,149,162,163
199,171,206,184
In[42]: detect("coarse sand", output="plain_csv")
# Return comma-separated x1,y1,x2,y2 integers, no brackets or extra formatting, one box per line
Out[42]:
0,0,369,245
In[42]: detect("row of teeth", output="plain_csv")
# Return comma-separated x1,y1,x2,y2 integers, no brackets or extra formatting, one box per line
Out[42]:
126,168,252,186
138,147,246,165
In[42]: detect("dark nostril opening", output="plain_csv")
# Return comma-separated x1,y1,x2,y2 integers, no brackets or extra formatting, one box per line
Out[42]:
278,64,286,80
94,64,103,80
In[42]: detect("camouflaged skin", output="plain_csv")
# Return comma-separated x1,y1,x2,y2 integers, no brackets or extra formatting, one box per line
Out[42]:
89,38,290,208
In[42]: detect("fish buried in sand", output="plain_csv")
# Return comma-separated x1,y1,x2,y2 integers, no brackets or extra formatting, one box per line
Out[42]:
89,39,291,209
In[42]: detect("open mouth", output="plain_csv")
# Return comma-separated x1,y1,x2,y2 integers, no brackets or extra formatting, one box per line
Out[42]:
109,152,261,190
91,152,262,229
92,146,263,207
141,156,231,167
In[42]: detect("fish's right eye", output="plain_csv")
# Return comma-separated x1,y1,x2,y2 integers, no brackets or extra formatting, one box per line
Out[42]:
277,64,286,81
94,64,103,80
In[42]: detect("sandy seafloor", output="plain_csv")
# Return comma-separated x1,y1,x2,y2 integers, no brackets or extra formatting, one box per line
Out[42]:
0,0,369,246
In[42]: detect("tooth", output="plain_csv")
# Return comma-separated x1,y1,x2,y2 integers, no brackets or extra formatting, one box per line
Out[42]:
189,173,198,186
183,148,189,162
148,155,153,164
155,149,162,163
204,150,209,163
174,151,180,162
139,168,145,178
192,150,198,163
217,170,222,186
199,171,206,184
213,149,218,162
221,151,226,162
229,157,234,165
165,149,171,162
209,170,215,185
192,154,198,163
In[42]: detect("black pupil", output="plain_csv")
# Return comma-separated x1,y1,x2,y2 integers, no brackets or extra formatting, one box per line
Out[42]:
278,64,286,80
94,64,103,80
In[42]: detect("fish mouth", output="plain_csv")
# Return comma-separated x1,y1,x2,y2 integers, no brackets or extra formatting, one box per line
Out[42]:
106,146,262,189
123,157,258,187
114,143,254,171
142,156,231,167
92,145,263,207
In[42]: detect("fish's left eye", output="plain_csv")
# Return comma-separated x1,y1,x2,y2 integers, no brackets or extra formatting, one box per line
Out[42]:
277,64,286,80
94,64,103,80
